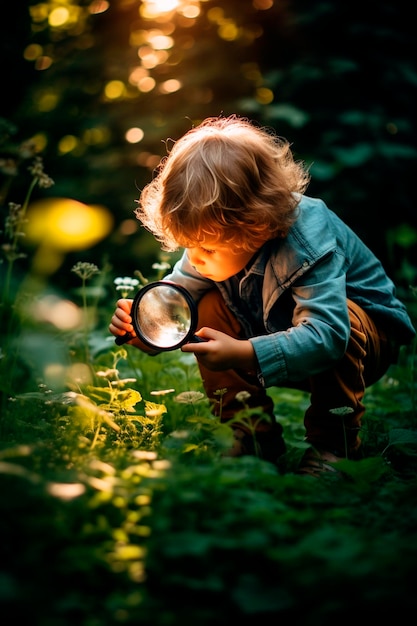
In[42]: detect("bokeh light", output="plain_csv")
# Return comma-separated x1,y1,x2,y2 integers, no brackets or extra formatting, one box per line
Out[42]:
104,80,126,100
26,198,113,251
125,127,145,143
33,295,82,329
140,0,181,19
25,198,114,274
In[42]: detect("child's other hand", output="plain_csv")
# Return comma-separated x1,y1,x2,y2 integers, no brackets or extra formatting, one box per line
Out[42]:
109,299,160,355
181,327,257,372
109,298,135,342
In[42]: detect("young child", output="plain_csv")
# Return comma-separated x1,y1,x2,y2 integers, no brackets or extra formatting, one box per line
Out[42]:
109,114,415,476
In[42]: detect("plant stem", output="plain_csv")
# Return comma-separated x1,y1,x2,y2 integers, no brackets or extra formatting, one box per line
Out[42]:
2,177,37,309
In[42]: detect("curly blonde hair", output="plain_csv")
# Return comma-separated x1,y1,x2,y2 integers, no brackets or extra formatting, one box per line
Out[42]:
135,115,310,252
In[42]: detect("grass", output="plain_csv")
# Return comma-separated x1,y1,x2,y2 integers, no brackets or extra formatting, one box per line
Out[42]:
1,156,417,625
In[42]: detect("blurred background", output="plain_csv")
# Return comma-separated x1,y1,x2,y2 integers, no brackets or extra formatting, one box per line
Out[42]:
1,0,416,302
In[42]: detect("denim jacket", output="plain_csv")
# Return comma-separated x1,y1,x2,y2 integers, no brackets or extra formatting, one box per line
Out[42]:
166,195,415,387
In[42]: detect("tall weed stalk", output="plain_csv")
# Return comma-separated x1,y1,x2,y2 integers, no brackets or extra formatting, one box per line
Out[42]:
0,151,54,416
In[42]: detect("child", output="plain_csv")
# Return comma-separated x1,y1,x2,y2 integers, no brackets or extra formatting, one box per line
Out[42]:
109,115,415,476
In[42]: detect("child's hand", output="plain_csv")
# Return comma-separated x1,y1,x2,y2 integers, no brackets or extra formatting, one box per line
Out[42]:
181,327,257,372
109,298,135,342
109,299,161,354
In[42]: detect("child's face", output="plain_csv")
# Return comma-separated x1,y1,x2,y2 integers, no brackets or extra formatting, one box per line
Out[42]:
187,242,256,282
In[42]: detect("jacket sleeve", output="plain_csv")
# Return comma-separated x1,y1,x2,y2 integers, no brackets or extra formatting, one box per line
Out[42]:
250,252,351,386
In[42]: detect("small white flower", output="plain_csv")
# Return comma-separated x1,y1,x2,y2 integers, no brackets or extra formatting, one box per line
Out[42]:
329,407,354,416
152,262,171,271
174,391,205,404
235,390,251,403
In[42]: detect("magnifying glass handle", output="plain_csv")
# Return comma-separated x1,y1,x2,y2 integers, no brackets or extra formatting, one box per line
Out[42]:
115,333,134,346
190,335,209,343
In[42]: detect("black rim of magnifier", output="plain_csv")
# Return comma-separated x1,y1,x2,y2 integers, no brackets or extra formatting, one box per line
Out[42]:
116,280,199,351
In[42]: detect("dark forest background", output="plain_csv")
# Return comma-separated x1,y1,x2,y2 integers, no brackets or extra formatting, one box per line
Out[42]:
1,0,416,300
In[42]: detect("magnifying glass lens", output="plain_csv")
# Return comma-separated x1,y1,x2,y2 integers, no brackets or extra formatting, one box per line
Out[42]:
135,285,193,349
114,281,203,350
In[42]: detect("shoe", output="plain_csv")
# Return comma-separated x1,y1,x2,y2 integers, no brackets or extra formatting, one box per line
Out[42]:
222,427,248,457
222,427,286,464
296,446,345,478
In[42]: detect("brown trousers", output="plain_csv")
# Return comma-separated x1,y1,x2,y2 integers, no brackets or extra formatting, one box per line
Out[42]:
195,289,394,457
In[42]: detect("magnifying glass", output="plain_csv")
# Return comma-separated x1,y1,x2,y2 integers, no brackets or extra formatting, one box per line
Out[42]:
115,280,206,351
